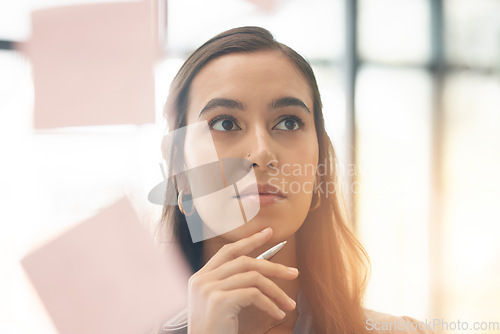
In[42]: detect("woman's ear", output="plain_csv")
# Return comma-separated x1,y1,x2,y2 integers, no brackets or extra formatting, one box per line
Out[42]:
162,134,191,193
174,173,191,196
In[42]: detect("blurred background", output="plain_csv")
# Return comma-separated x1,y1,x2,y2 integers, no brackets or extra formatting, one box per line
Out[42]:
1,0,499,333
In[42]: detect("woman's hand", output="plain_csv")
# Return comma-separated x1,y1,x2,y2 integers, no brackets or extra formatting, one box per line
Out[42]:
187,227,299,334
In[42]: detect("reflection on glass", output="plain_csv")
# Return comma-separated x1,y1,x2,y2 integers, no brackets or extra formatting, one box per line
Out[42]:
167,0,344,60
442,71,500,322
445,0,500,70
356,66,432,318
358,0,430,64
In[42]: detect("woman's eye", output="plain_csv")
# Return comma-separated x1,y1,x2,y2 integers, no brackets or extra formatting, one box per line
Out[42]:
210,117,240,131
274,117,302,131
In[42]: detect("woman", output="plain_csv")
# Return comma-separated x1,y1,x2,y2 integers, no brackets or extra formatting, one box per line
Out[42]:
158,26,430,334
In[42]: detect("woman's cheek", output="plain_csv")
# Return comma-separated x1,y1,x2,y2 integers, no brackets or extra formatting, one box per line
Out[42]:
282,164,316,210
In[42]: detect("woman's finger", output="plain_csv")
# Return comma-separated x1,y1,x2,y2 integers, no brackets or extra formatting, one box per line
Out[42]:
208,255,299,281
202,227,274,271
210,271,297,311
215,288,287,320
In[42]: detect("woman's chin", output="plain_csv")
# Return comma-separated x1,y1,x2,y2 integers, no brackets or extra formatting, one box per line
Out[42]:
216,215,296,244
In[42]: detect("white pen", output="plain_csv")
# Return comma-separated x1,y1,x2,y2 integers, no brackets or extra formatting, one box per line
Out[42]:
162,240,288,332
256,240,287,260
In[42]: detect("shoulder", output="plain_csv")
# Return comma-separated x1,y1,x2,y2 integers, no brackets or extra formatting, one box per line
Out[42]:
364,309,435,334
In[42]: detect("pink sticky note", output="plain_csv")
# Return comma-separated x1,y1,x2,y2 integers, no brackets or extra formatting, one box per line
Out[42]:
21,197,189,334
24,1,156,129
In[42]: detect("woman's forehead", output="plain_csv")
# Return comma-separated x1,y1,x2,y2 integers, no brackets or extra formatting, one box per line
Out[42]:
187,50,313,117
193,50,306,84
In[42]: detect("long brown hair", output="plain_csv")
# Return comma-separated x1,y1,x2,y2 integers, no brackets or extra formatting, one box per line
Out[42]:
158,26,370,334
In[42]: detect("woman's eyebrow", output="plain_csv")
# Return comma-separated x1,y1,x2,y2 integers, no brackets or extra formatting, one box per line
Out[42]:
198,98,245,117
198,96,311,117
268,97,311,113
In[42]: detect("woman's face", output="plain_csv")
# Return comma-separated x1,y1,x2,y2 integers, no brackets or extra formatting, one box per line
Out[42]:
184,50,319,243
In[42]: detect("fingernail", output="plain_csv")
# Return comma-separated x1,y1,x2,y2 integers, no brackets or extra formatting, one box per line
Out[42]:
277,309,286,318
261,227,271,235
288,297,296,308
287,267,299,275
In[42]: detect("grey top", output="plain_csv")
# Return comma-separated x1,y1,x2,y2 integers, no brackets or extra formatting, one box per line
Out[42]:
292,289,316,333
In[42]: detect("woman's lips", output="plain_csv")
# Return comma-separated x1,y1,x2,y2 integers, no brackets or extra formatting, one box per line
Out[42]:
233,183,287,206
236,193,286,205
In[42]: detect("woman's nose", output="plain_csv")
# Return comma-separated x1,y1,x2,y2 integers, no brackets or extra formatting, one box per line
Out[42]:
245,126,277,170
